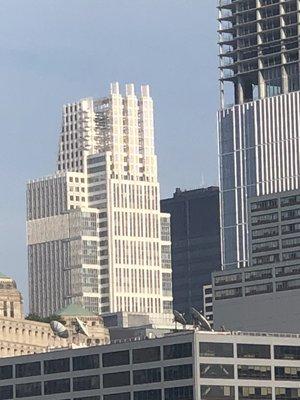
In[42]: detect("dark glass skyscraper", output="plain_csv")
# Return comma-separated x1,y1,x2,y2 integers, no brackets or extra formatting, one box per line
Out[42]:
161,187,221,315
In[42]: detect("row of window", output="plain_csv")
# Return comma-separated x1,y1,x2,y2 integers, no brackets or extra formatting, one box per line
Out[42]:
0,385,193,400
200,342,300,360
200,385,300,400
251,208,300,228
0,368,192,398
252,236,300,253
3,383,300,400
215,277,300,298
200,363,300,381
0,344,192,380
215,264,300,285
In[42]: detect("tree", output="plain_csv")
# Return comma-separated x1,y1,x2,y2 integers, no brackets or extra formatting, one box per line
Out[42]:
25,314,65,324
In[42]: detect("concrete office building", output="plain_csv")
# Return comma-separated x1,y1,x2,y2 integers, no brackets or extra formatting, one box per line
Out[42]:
27,83,173,325
161,187,221,316
218,0,300,269
214,189,300,333
1,329,300,399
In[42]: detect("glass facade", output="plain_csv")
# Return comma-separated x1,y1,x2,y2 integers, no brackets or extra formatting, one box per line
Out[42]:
161,188,221,315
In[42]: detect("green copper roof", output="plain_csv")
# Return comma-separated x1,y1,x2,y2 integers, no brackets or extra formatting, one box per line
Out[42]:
0,272,10,279
57,303,96,317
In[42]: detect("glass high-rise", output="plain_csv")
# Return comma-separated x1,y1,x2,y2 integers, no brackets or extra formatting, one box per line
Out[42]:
218,0,300,269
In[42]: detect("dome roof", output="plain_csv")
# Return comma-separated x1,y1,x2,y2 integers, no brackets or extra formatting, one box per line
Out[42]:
0,273,17,289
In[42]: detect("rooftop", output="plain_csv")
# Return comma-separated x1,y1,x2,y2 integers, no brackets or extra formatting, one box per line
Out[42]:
57,303,96,317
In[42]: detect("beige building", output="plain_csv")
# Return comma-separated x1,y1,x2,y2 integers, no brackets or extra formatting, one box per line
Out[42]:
0,273,109,358
27,83,173,327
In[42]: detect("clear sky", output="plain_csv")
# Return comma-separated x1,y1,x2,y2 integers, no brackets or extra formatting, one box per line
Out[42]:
0,0,219,309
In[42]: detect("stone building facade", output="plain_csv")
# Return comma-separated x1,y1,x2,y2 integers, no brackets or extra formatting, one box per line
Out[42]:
0,273,109,357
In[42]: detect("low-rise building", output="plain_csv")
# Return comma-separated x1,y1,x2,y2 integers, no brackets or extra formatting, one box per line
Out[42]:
213,190,300,333
0,273,109,357
0,329,300,399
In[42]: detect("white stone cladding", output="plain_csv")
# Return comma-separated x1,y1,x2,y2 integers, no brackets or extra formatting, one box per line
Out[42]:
27,83,172,323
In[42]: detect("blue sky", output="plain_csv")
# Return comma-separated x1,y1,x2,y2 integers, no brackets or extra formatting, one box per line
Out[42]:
0,0,218,309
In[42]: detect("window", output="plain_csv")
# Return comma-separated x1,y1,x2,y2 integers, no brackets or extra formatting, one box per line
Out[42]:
133,368,161,384
133,347,160,364
16,362,41,378
199,342,234,358
74,397,100,400
282,208,300,221
275,387,300,399
16,382,41,398
73,354,99,370
134,390,162,400
200,364,234,379
0,366,12,380
239,386,272,399
275,366,300,380
252,240,279,253
276,264,300,277
103,371,130,388
245,269,272,282
73,375,100,391
281,194,300,206
251,212,278,226
252,253,280,266
164,364,193,381
0,385,13,400
205,287,212,295
282,237,300,248
163,342,192,360
276,278,300,292
282,223,300,235
251,199,277,211
283,251,300,261
237,344,270,359
215,273,242,286
104,395,130,400
87,165,106,174
245,283,273,296
252,226,279,239
238,365,271,380
102,350,129,367
87,155,106,165
44,358,70,374
200,385,234,399
44,378,70,395
275,345,300,360
215,287,242,300
165,386,193,400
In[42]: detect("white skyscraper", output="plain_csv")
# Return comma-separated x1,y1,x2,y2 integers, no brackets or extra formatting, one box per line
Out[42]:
27,83,173,325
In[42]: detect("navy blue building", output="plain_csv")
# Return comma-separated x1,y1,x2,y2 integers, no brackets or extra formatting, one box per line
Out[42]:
161,187,221,316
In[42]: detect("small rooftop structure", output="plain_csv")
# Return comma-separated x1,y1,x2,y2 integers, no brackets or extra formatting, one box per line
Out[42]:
57,303,96,318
